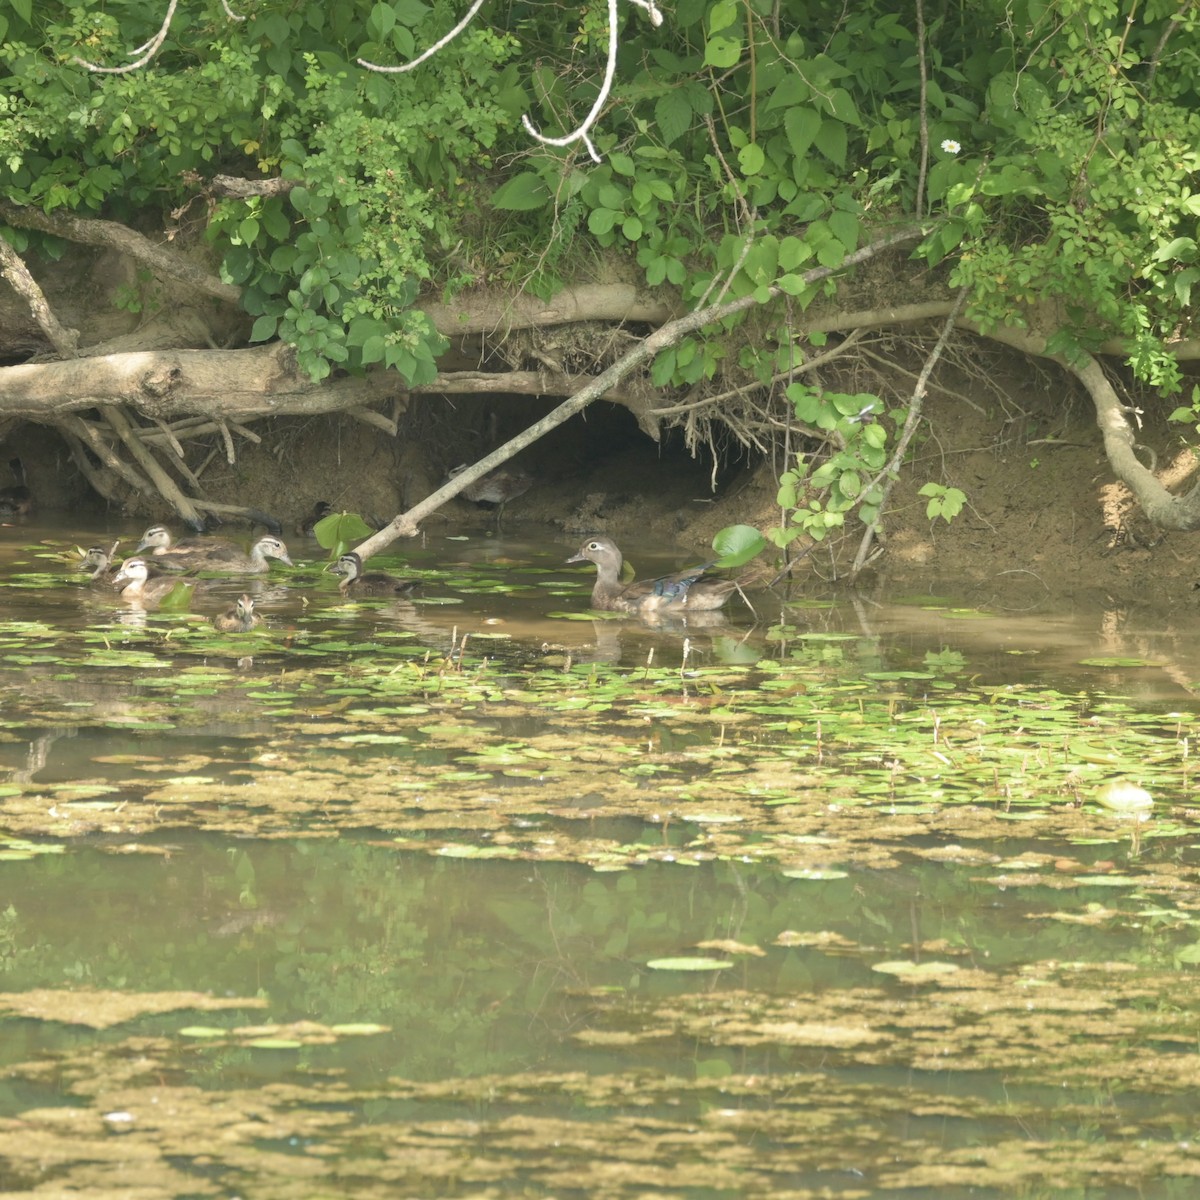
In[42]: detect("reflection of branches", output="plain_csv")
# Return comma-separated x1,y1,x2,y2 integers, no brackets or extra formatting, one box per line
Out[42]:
73,0,244,74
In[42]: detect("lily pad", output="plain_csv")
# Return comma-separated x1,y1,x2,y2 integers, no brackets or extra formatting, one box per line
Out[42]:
646,957,733,972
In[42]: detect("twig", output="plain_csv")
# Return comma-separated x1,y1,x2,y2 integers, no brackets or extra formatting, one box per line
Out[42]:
57,414,151,492
848,287,970,579
348,407,398,436
103,406,204,528
217,420,236,466
914,0,930,219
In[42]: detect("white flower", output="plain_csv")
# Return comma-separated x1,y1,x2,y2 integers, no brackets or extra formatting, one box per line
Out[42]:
940,139,961,155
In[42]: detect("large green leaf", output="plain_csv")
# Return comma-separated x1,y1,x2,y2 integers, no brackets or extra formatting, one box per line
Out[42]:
314,512,375,552
492,173,551,212
712,524,767,568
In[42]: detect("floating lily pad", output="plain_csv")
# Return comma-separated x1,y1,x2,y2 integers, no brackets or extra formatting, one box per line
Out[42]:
646,957,733,972
871,961,961,979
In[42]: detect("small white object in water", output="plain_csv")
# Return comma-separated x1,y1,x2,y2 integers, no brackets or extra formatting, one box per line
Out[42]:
1094,780,1154,815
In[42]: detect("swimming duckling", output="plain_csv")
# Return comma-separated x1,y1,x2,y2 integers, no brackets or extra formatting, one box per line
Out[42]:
140,534,293,575
111,557,193,606
80,544,120,586
297,501,333,537
212,594,262,632
327,552,421,598
567,535,738,614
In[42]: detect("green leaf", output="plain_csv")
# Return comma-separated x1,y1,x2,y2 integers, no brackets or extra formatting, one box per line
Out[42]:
712,524,767,567
588,208,618,235
314,512,375,551
704,35,742,69
492,172,551,211
655,92,693,146
814,119,847,166
784,106,821,161
738,143,765,176
708,0,739,33
249,315,278,343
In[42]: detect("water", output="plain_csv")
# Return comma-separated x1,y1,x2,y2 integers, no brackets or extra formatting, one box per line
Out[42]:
1,515,1199,1197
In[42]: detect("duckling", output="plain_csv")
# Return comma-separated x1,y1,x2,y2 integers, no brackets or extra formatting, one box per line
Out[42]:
0,457,32,517
327,552,421,598
80,544,120,586
448,464,533,528
297,501,333,537
141,534,293,575
212,594,262,632
567,535,738,614
110,557,193,606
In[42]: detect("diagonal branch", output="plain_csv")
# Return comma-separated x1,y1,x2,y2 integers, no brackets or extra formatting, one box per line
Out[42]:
352,226,926,559
0,234,79,357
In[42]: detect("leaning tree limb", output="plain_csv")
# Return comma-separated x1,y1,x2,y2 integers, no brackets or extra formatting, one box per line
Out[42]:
0,234,79,357
102,406,204,528
351,226,927,560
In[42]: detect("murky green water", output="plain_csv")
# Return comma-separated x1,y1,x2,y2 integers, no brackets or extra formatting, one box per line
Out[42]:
2,516,1200,1197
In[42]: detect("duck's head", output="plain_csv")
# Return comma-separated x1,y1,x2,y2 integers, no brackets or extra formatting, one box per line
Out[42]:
80,546,112,571
567,536,622,569
136,525,172,553
113,557,151,587
327,552,363,580
253,536,293,566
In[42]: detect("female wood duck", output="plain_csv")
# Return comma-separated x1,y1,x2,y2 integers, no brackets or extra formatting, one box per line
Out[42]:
110,557,193,606
567,536,738,614
213,594,262,632
0,457,32,517
328,552,421,598
136,528,293,574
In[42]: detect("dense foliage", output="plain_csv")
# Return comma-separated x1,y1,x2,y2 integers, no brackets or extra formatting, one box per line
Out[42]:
2,1,1198,528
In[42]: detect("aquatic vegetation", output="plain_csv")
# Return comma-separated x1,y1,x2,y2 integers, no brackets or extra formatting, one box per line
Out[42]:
3,534,1200,1195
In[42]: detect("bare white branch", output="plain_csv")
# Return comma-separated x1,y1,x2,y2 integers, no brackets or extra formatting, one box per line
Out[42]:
521,0,619,163
358,0,488,73
74,0,180,74
74,0,659,151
